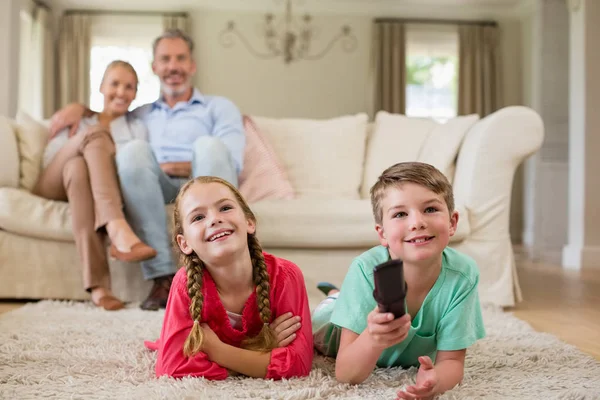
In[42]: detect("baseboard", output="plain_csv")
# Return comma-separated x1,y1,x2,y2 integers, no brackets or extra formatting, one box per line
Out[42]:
521,244,564,265
562,244,600,270
522,229,535,248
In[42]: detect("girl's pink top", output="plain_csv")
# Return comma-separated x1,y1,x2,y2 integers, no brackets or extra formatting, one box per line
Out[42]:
144,252,314,380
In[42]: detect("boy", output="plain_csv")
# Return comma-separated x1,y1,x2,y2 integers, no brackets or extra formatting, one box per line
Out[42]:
312,162,486,399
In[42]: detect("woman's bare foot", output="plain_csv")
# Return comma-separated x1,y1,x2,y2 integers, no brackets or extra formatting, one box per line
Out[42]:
105,219,157,262
90,287,125,311
106,218,142,253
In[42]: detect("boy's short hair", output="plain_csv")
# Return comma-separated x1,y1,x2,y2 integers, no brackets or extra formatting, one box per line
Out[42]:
370,162,454,225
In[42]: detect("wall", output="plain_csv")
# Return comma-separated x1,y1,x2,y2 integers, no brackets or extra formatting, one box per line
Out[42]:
190,10,371,119
521,0,570,264
189,10,525,120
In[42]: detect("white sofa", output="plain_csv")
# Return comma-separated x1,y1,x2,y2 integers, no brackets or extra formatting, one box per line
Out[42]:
0,106,543,307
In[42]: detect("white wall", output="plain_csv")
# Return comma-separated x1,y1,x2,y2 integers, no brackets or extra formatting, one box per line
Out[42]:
0,0,21,118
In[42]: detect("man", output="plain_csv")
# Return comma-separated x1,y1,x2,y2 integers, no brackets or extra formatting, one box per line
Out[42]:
50,29,245,310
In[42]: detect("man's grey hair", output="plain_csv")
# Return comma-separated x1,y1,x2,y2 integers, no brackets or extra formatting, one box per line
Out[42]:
152,29,194,57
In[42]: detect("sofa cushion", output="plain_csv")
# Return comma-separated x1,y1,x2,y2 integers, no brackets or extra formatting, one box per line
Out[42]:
360,112,480,198
14,111,49,191
417,114,480,182
251,198,470,248
361,112,437,198
0,187,72,241
252,114,368,199
238,116,295,203
0,116,20,188
0,189,470,248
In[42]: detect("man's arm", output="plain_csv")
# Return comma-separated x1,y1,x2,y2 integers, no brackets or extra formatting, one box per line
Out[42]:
211,98,245,173
49,103,95,138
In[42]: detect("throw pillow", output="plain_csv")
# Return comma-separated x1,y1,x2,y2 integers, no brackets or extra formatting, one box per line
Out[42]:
253,113,368,199
361,111,437,198
14,111,49,191
417,114,480,183
239,116,295,203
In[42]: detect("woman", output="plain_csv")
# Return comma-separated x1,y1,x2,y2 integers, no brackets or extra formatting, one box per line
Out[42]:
33,60,156,311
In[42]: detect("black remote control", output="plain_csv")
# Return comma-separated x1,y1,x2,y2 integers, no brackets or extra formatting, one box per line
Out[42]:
373,259,407,319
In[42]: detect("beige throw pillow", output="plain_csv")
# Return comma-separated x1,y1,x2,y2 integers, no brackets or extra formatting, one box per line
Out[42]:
253,113,368,199
14,111,49,191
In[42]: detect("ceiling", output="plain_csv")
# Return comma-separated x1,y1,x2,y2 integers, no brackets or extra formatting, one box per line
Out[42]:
47,0,529,17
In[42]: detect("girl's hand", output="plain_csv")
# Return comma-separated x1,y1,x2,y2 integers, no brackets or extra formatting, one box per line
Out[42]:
396,356,439,400
200,323,223,357
270,312,302,347
366,306,411,350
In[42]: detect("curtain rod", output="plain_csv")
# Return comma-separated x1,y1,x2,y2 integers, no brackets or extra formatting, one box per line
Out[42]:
65,9,188,17
374,18,497,27
33,0,51,10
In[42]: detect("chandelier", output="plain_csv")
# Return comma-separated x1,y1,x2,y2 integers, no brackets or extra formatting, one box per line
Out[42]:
219,0,358,64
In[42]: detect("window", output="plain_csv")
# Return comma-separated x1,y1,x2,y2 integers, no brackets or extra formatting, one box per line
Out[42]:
89,15,163,112
405,25,458,122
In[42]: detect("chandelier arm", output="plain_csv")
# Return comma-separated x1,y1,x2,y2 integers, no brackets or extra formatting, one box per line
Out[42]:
219,24,281,59
300,29,358,61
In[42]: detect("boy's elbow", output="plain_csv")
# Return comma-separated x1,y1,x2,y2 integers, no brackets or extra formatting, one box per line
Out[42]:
335,365,368,385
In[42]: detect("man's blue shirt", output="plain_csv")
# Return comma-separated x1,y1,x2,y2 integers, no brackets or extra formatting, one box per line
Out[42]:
133,88,245,172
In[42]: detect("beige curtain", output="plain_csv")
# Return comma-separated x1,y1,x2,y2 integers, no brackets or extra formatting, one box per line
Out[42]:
57,13,91,108
457,24,502,116
32,5,54,118
163,14,191,33
368,22,406,117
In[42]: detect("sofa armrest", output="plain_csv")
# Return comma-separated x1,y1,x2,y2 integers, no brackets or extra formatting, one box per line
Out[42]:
453,106,544,239
0,116,20,188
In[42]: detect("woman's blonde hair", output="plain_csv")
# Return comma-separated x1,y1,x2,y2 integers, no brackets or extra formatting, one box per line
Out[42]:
172,176,278,357
100,60,139,88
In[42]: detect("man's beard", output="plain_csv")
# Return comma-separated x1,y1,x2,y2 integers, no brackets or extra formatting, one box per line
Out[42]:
160,75,191,98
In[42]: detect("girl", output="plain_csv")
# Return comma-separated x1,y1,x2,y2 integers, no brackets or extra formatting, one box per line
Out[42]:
144,176,313,380
34,61,156,311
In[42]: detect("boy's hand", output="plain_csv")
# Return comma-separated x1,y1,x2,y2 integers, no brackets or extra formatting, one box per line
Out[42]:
396,356,439,400
366,306,411,350
270,312,302,347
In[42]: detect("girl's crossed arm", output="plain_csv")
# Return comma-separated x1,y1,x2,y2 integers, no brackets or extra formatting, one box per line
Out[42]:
201,261,314,379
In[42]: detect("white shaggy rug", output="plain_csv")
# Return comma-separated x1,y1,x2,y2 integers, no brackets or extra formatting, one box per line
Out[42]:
0,301,599,400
